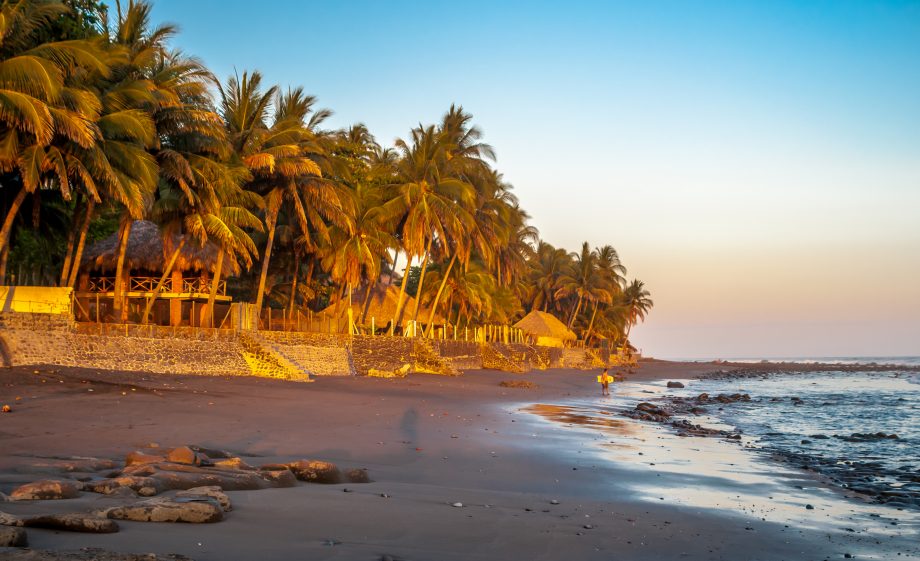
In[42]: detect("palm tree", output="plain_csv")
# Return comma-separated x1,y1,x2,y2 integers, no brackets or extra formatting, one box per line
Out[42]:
384,123,475,333
217,74,331,314
556,242,613,331
622,279,653,342
0,1,111,272
584,244,627,339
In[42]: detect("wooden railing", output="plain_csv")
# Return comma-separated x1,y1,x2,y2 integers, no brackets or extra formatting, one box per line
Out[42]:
85,276,226,296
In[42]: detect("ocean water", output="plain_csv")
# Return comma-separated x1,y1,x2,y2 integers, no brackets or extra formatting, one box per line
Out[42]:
679,370,920,507
518,365,920,558
673,356,920,367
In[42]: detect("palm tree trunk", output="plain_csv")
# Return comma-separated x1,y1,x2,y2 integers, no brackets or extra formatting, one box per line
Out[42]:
287,251,300,316
141,238,186,324
567,294,583,328
410,237,434,322
0,185,27,262
66,199,95,288
389,253,413,335
0,243,9,284
207,246,225,328
360,281,374,324
254,207,279,312
112,219,132,322
584,300,600,341
424,253,457,336
59,195,83,286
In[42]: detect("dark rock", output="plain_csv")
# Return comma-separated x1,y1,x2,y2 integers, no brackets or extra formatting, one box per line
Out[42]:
345,468,371,483
0,526,27,546
287,460,341,484
666,381,685,388
175,486,231,512
101,497,223,523
23,513,118,533
10,480,82,501
124,450,164,467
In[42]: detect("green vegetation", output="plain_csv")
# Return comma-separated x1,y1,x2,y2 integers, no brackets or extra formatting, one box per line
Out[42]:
0,0,651,346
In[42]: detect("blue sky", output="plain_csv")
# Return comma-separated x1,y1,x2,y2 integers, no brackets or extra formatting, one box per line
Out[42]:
147,0,920,358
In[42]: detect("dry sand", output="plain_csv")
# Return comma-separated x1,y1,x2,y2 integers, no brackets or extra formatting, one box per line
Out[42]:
0,361,913,560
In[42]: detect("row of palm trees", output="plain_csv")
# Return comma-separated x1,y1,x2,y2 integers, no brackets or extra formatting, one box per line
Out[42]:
0,0,652,345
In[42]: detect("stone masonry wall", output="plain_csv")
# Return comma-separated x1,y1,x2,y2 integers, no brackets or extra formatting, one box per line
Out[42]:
1,311,602,379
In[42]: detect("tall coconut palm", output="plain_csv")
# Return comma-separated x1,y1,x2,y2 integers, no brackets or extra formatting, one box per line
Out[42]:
384,123,475,333
218,74,333,313
0,0,111,269
622,279,653,342
556,242,613,331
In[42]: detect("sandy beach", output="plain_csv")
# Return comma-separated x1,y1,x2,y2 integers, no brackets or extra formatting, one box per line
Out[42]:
1,361,917,560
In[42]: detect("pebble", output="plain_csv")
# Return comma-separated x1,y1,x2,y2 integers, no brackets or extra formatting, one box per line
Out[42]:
452,502,463,508
550,500,559,505
805,504,814,510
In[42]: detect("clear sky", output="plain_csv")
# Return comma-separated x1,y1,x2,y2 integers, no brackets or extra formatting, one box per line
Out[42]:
147,0,920,359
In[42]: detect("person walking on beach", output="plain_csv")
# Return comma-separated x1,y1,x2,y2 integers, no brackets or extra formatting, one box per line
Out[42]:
598,367,613,396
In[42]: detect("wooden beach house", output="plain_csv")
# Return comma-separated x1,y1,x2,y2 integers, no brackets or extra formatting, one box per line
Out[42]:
76,220,237,327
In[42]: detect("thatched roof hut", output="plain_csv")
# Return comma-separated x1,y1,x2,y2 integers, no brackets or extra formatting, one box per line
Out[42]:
81,220,240,276
514,310,577,347
320,284,445,325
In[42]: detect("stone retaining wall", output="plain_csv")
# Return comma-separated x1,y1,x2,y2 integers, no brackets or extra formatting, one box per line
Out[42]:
0,312,604,379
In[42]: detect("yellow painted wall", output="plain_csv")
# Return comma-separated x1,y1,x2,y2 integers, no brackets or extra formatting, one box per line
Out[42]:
0,286,73,315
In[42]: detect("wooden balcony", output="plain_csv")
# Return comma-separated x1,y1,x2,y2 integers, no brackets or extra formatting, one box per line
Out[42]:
78,276,229,301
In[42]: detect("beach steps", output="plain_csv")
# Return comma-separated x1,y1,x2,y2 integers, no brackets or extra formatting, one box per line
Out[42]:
256,332,356,377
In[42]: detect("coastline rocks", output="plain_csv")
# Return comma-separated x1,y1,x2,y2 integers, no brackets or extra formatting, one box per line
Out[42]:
287,460,341,484
0,511,117,533
259,460,370,485
0,526,28,547
0,549,196,560
10,480,82,501
624,402,671,422
176,486,231,512
124,451,164,467
23,513,118,533
165,446,201,466
86,476,159,497
101,497,223,524
839,432,899,442
666,381,685,388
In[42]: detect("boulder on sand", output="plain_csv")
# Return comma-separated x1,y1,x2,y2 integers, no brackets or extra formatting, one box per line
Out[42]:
286,460,341,484
1,511,117,533
23,513,118,533
176,486,231,512
10,480,82,501
85,476,159,497
0,526,28,547
101,497,223,524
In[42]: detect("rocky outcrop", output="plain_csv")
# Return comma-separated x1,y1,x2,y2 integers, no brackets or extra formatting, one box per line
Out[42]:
10,480,82,501
0,550,193,561
101,497,223,524
176,486,232,512
0,511,117,533
0,526,27,546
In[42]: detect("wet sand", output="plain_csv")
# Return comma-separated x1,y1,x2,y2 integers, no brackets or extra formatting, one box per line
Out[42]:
1,361,917,560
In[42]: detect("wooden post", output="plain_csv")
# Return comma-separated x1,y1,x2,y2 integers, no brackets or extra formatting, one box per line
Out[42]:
371,316,375,336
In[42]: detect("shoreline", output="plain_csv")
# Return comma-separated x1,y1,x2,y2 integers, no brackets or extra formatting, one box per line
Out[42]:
1,361,918,560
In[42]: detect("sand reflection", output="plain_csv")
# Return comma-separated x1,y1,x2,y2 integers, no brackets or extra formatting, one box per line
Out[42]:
522,403,635,434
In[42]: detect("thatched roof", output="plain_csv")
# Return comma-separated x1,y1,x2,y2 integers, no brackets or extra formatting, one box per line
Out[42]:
514,310,577,341
81,220,240,276
320,284,445,325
